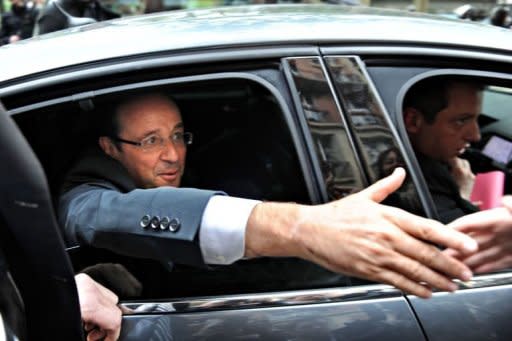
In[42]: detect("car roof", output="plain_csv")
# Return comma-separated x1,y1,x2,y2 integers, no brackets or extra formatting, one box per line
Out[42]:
2,4,512,83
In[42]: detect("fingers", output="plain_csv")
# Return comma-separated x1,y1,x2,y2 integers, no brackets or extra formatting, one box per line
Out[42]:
86,327,120,341
463,245,502,270
372,267,432,298
394,231,472,281
474,255,512,274
387,252,458,293
502,196,512,211
359,167,406,203
84,322,95,332
93,280,118,305
449,208,508,232
86,328,106,341
105,327,121,341
386,207,478,255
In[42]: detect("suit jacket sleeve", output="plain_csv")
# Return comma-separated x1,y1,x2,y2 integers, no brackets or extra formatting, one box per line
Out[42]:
59,181,222,267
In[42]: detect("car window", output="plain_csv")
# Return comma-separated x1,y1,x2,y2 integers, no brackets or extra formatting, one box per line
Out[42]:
399,74,512,228
321,56,424,215
12,72,376,300
285,57,366,201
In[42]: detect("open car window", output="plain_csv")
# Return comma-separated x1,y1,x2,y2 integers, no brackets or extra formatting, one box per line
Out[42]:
11,72,377,300
400,74,512,228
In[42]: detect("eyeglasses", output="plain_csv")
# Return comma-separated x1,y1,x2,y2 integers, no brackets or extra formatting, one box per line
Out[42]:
112,132,193,152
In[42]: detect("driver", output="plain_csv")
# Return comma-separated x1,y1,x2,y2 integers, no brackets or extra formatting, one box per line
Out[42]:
403,77,482,223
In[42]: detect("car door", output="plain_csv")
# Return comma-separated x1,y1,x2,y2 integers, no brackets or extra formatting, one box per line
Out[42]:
319,46,512,339
2,47,426,340
114,54,425,340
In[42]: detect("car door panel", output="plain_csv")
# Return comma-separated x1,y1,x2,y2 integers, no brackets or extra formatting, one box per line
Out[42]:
409,273,512,340
120,285,425,340
354,58,512,340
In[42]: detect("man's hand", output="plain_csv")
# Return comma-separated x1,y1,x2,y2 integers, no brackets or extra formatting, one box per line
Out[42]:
448,157,476,201
75,273,122,341
448,196,512,273
245,168,478,299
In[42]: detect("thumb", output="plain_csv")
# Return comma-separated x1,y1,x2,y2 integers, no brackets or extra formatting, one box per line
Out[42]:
359,167,406,203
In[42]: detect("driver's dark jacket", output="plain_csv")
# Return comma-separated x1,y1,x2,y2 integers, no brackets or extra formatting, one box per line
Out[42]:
416,153,479,224
58,147,221,267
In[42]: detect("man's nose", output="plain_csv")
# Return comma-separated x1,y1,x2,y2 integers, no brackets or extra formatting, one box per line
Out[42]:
466,120,481,142
160,140,179,162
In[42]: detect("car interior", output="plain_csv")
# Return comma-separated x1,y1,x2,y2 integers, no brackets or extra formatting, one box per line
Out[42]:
11,77,359,299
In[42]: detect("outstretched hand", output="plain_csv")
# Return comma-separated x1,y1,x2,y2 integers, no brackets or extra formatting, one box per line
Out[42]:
246,168,478,298
75,273,122,341
448,196,512,273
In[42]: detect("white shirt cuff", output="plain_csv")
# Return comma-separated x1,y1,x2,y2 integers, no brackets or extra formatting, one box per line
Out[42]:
199,195,261,265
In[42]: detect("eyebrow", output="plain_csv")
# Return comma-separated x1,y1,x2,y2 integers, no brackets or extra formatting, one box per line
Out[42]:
139,122,185,139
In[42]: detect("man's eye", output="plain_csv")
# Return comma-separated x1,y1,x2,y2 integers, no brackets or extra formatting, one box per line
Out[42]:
144,136,159,145
455,118,470,126
172,132,184,141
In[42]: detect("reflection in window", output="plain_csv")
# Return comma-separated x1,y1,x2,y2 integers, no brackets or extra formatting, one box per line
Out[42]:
287,57,365,200
325,56,423,214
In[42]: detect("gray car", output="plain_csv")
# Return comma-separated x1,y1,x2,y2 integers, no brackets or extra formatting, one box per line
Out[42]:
1,4,512,340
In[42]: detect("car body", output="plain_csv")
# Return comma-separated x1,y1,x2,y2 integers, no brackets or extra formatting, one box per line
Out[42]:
1,4,512,340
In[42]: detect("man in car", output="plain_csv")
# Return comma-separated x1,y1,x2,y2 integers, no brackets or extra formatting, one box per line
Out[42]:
59,93,479,299
403,77,482,223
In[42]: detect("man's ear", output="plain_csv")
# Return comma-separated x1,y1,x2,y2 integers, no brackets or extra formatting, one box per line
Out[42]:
403,107,423,134
99,136,120,160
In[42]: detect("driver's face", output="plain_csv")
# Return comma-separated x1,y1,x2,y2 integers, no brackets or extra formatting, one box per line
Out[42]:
408,83,482,163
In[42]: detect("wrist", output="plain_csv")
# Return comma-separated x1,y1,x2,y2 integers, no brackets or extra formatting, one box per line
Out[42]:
244,202,304,259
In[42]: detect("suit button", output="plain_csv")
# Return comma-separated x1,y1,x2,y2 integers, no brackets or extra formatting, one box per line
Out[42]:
160,216,170,230
150,216,160,230
169,218,180,232
140,215,151,228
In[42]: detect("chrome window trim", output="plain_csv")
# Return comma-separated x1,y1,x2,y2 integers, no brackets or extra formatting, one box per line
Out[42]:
282,56,327,201
452,272,512,290
318,56,369,187
120,272,512,315
320,46,512,64
120,271,512,315
121,284,402,314
0,46,318,98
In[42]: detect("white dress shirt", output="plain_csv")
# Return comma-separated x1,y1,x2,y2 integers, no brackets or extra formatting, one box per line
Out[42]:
199,195,261,264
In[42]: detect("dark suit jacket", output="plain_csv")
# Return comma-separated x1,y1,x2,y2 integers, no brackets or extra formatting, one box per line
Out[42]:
417,153,479,224
58,147,222,267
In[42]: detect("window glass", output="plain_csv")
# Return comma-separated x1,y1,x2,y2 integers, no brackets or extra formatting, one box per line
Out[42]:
326,56,424,214
285,57,365,200
14,76,360,299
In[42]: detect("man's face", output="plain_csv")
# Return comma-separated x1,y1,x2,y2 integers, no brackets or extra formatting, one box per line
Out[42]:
406,83,482,163
106,96,187,188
